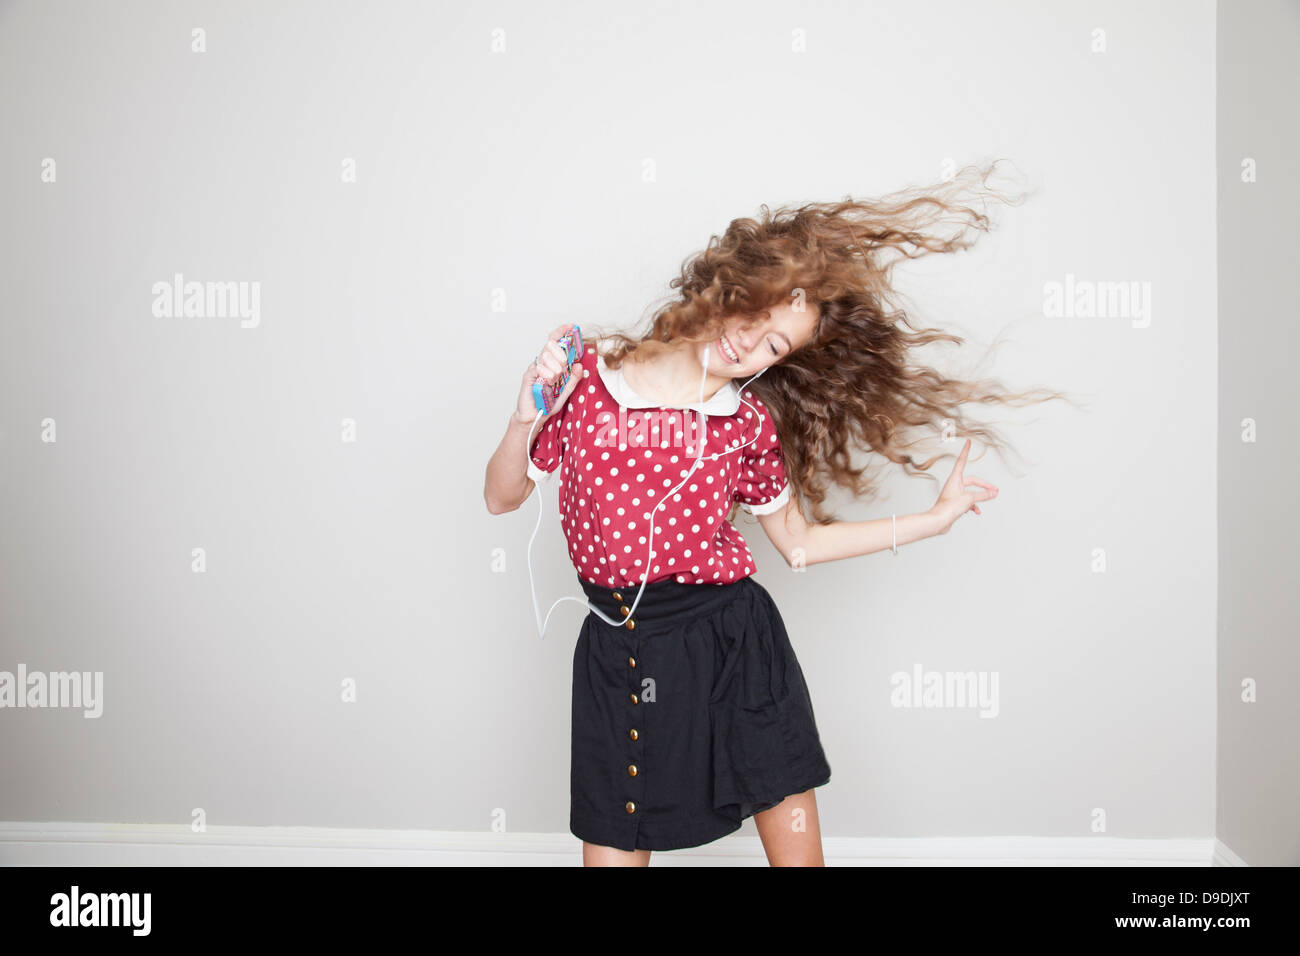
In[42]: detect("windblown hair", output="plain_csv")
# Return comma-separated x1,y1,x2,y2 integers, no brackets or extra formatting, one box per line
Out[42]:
586,159,1074,527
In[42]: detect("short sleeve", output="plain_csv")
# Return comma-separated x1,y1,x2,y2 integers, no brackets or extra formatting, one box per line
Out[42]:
733,397,790,515
525,344,593,485
525,410,565,485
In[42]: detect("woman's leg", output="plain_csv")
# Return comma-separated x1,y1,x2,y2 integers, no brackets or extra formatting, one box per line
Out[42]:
753,788,826,866
583,842,652,866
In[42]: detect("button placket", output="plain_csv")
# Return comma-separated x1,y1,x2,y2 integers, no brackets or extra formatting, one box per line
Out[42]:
624,628,644,825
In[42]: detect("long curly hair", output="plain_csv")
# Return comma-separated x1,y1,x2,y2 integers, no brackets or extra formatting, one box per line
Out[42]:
584,159,1076,527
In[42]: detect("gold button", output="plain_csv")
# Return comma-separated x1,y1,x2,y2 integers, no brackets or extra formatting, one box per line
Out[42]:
628,764,638,777
619,605,631,616
612,591,623,602
629,692,638,704
627,656,636,667
629,728,638,741
625,618,636,630
625,801,636,814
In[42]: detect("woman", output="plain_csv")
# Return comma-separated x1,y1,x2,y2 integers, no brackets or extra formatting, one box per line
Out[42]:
483,160,1063,866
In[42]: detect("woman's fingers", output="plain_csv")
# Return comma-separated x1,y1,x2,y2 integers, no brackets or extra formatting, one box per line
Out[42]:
537,345,565,380
532,328,585,412
960,473,999,502
545,339,570,367
538,328,578,381
942,440,973,490
561,363,585,394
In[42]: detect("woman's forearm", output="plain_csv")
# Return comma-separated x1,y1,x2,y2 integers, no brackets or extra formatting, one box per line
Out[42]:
484,411,542,514
800,510,945,566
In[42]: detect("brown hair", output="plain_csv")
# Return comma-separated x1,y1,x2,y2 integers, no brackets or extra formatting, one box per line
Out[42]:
585,159,1077,528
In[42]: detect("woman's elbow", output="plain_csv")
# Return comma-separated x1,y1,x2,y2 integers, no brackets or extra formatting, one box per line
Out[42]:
484,486,513,515
484,481,532,515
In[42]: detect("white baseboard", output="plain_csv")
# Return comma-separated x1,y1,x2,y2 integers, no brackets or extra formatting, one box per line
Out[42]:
1211,840,1251,867
0,822,1236,866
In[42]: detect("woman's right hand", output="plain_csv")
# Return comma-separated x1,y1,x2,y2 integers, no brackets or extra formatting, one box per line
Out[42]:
514,323,586,424
928,438,999,534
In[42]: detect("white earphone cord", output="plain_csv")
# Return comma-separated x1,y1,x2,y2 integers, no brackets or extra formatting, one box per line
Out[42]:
525,343,776,639
524,343,899,640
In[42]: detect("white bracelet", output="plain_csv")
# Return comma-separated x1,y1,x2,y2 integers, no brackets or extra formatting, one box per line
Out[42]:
891,513,898,556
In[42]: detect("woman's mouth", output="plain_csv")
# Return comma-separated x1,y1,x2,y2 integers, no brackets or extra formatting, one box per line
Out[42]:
718,334,742,365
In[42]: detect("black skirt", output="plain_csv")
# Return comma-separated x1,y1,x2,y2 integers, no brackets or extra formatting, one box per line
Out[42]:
570,572,832,852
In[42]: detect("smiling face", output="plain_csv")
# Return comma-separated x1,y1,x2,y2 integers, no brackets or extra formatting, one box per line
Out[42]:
702,301,821,378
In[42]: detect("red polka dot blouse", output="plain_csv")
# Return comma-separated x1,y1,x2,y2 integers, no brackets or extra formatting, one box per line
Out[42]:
526,344,791,588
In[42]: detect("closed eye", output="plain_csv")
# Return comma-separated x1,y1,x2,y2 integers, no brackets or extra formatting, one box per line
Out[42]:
768,340,779,356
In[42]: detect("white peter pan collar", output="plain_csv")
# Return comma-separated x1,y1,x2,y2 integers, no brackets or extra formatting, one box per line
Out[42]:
595,350,741,415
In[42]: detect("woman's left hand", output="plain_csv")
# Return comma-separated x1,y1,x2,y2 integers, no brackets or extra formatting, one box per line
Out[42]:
929,439,999,535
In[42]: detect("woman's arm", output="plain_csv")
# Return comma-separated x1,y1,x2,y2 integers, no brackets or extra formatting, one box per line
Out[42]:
484,324,587,515
754,499,946,567
752,438,997,566
483,411,540,515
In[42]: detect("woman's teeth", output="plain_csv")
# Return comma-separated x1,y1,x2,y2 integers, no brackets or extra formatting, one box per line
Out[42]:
719,335,741,364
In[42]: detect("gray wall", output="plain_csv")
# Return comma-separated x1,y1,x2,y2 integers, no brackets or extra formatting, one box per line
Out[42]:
1216,0,1299,868
0,0,1257,854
